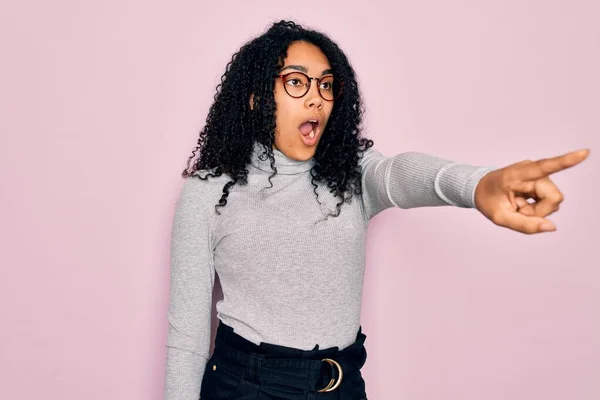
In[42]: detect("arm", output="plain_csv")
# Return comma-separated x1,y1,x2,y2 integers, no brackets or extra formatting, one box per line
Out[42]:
164,176,215,400
360,147,496,220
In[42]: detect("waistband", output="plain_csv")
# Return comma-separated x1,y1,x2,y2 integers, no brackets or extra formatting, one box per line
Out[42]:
210,320,367,392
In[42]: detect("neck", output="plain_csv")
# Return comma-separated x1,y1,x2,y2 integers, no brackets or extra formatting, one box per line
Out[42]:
250,142,313,175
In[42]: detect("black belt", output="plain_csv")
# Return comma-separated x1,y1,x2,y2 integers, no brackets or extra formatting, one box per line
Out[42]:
210,321,367,392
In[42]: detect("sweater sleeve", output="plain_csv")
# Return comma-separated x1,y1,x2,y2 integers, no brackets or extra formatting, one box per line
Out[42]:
360,147,496,220
164,176,216,400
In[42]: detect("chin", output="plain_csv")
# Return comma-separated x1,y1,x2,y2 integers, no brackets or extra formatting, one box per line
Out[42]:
281,145,317,161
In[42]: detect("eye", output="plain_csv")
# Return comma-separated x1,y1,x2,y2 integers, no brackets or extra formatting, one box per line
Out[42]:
286,78,302,86
320,82,332,90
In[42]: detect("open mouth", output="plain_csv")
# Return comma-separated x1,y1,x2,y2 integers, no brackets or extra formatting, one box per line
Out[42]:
298,118,320,141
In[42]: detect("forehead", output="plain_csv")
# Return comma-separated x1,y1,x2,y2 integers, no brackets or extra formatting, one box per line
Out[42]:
282,41,330,70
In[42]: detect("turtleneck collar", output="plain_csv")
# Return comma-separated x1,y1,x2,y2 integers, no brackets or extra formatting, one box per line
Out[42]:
249,142,314,175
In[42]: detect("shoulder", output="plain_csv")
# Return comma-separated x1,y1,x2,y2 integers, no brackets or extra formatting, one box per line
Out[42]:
176,171,231,210
358,146,385,169
185,170,231,188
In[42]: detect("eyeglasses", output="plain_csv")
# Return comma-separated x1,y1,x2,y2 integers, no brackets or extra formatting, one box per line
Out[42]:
273,71,343,101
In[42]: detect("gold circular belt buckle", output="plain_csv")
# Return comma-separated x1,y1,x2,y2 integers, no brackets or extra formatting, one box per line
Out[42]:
316,358,343,392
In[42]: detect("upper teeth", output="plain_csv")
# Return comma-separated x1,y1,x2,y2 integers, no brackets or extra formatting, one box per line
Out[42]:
309,120,317,123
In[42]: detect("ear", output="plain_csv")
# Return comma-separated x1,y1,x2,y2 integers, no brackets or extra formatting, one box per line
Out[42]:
249,93,259,110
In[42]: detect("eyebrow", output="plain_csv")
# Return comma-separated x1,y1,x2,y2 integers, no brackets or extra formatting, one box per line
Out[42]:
279,65,333,76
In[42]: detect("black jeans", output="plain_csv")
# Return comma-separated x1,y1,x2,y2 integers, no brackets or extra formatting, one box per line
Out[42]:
200,321,368,400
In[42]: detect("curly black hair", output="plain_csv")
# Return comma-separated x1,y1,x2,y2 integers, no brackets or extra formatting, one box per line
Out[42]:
182,20,374,216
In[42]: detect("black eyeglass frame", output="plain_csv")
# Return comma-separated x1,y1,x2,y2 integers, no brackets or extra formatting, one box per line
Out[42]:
273,71,344,101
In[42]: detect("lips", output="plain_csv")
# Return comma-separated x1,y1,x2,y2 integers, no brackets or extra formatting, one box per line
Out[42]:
298,116,323,137
298,116,322,146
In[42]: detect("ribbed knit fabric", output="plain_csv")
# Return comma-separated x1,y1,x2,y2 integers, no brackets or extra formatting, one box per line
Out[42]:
163,143,495,400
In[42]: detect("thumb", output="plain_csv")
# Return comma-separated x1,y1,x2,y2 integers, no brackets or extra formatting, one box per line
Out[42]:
497,211,556,234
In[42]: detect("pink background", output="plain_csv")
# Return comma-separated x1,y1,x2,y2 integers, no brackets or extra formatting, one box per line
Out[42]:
1,1,598,399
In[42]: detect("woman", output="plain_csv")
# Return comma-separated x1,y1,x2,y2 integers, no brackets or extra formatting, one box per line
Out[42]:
163,20,589,400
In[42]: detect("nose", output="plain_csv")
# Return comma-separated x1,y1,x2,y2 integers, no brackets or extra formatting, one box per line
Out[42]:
304,78,323,109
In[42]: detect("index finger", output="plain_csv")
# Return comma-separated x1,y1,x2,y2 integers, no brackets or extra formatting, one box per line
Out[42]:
516,149,590,181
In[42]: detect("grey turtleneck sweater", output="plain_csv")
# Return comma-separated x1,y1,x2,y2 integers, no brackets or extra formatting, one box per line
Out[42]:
163,143,494,399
